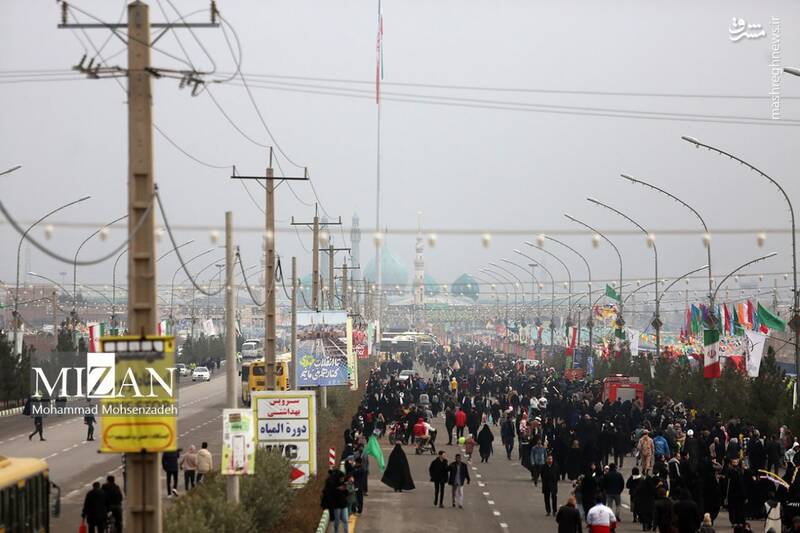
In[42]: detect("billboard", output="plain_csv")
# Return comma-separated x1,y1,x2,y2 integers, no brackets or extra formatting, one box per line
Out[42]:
295,311,350,387
222,409,256,475
253,390,317,485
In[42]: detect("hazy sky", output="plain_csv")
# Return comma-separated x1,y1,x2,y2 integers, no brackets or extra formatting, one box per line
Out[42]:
2,0,799,304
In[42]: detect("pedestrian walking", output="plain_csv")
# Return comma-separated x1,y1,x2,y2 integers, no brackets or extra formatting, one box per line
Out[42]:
447,453,470,508
586,495,617,533
381,443,415,492
196,441,213,483
455,407,467,440
500,414,515,460
321,469,349,533
477,423,494,463
530,438,547,486
352,457,366,514
162,450,179,495
179,444,198,490
601,463,625,521
429,451,449,508
84,400,96,441
541,454,559,516
102,475,123,533
445,407,456,445
81,481,107,533
28,415,45,441
556,495,583,533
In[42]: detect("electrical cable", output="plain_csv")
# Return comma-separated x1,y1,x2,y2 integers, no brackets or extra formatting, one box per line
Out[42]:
0,193,154,266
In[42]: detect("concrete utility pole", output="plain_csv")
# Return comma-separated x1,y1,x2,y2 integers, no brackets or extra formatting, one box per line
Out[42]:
328,244,335,309
291,209,342,311
342,262,348,310
224,211,239,503
290,256,297,389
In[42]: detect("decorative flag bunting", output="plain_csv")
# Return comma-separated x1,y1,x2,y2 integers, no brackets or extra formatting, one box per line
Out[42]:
744,329,768,377
604,284,621,302
733,306,744,335
703,328,721,378
757,302,786,332
723,304,732,334
690,305,701,334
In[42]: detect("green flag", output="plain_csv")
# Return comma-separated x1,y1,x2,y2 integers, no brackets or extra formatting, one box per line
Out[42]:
364,435,385,471
605,284,621,302
757,302,786,332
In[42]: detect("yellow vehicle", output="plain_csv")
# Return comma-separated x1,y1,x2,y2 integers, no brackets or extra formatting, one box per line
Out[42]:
0,455,60,532
241,354,290,406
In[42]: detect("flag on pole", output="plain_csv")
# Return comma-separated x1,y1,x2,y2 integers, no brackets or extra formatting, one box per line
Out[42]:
744,329,767,377
757,302,786,332
375,0,384,103
703,328,721,378
604,284,621,302
364,435,385,471
723,304,732,334
564,326,578,356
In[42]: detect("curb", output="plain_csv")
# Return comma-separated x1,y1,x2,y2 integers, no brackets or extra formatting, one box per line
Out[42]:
315,510,330,533
0,406,23,418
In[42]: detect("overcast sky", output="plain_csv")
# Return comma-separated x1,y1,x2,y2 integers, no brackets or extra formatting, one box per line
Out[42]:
2,0,799,305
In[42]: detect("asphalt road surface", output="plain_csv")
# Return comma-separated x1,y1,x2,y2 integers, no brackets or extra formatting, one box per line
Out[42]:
0,369,229,533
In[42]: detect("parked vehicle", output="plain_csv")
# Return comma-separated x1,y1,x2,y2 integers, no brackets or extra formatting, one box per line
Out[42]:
192,366,211,382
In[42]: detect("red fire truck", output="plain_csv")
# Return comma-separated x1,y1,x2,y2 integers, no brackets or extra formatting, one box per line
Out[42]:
602,375,645,406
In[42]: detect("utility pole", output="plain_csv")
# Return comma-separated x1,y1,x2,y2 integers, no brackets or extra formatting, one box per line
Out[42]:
224,211,239,503
328,244,335,309
52,290,58,337
290,256,297,389
342,261,348,311
232,153,307,391
291,209,342,311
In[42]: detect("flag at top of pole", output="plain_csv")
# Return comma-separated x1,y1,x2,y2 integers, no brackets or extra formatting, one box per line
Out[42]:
376,0,384,103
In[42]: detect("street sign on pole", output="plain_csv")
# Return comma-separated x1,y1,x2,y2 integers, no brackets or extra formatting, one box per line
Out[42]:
253,390,317,485
222,408,256,476
98,335,177,454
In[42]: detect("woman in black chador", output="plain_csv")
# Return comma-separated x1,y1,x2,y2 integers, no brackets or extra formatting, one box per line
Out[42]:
382,443,415,492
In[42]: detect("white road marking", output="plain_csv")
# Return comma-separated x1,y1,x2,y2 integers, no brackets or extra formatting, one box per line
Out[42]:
471,467,478,471
61,447,71,452
487,500,495,505
476,474,482,479
493,511,501,516
482,491,490,496
499,523,508,529
478,482,485,487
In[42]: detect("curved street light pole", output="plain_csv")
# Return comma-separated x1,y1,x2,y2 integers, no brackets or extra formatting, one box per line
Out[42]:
515,249,557,355
621,173,714,307
525,241,574,329
682,135,798,404
489,262,525,320
711,253,778,307
543,235,594,354
13,195,90,354
565,213,623,313
657,266,710,307
481,268,512,326
588,197,661,357
73,214,128,322
501,258,540,323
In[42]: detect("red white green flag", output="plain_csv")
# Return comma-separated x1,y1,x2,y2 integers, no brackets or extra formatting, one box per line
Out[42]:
703,328,721,378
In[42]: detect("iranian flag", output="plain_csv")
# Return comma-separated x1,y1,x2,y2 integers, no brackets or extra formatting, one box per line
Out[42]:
703,328,721,378
88,322,105,352
564,326,578,356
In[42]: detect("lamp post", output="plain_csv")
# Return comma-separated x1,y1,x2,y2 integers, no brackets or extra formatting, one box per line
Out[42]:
621,173,714,307
0,165,22,177
73,214,128,324
542,235,594,355
525,241,574,328
481,269,511,326
565,214,623,312
501,258,539,324
682,135,798,404
711,253,778,310
515,249,556,356
657,266,709,310
169,248,216,320
13,195,90,354
588,197,661,357
489,262,525,320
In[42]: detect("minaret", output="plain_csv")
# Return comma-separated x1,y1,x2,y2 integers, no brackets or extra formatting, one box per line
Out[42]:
413,212,425,306
351,213,361,269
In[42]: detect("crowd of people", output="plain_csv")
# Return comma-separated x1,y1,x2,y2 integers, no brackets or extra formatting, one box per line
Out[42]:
323,342,800,533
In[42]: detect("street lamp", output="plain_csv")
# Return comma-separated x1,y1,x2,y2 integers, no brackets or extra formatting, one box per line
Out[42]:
565,213,623,311
515,249,557,355
28,272,73,299
541,234,594,353
501,258,540,323
682,135,799,402
481,268,512,325
621,173,714,307
588,197,661,357
489,262,525,319
524,241,574,325
13,195,90,354
0,165,22,177
711,253,777,309
784,67,800,77
73,214,128,322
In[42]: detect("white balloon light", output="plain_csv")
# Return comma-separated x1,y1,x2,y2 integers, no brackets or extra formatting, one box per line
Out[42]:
757,232,766,247
209,230,220,244
373,232,383,248
99,227,110,241
592,234,601,249
702,233,711,248
481,233,491,248
427,233,437,247
44,224,54,240
646,233,656,248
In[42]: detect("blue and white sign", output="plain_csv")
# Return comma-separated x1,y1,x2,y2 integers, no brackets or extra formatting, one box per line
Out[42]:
295,311,350,387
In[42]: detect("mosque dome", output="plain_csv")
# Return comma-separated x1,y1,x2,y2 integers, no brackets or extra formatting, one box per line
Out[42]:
363,247,409,287
451,273,479,301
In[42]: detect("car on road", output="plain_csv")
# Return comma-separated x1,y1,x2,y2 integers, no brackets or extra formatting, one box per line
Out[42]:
176,363,190,377
192,366,211,382
398,369,415,382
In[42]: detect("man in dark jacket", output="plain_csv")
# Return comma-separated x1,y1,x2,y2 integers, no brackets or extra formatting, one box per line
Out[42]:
448,453,470,508
161,450,179,495
445,407,456,445
748,432,767,471
556,495,583,533
653,487,673,533
673,489,701,533
102,475,123,532
541,454,559,516
82,481,107,533
602,463,625,521
429,451,449,508
500,414,515,460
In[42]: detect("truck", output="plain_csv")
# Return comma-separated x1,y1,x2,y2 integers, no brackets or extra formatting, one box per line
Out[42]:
601,375,645,406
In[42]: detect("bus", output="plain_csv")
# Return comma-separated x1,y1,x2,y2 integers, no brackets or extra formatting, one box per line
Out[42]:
241,353,290,406
240,339,263,361
0,455,60,532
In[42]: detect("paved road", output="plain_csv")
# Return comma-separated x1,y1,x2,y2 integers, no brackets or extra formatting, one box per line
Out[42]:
0,370,229,533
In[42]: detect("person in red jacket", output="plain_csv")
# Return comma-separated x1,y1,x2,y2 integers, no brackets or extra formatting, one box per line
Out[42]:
455,408,468,441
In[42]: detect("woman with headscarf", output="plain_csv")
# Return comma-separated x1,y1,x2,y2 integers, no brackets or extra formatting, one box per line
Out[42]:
477,423,495,463
381,442,415,492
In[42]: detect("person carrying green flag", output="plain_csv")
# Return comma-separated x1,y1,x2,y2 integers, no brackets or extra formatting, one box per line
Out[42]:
365,435,385,471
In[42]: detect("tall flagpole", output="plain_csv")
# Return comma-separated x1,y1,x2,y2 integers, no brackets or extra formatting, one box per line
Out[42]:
375,0,383,333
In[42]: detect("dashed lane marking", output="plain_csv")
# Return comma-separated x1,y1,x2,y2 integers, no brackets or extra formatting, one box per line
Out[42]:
476,474,482,479
478,482,485,487
493,511,501,516
499,523,508,529
487,500,495,505
482,491,490,496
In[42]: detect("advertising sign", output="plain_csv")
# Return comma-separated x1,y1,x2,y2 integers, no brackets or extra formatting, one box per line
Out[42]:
295,311,350,387
346,318,358,391
98,336,178,453
222,409,256,475
253,390,316,485
353,324,370,360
